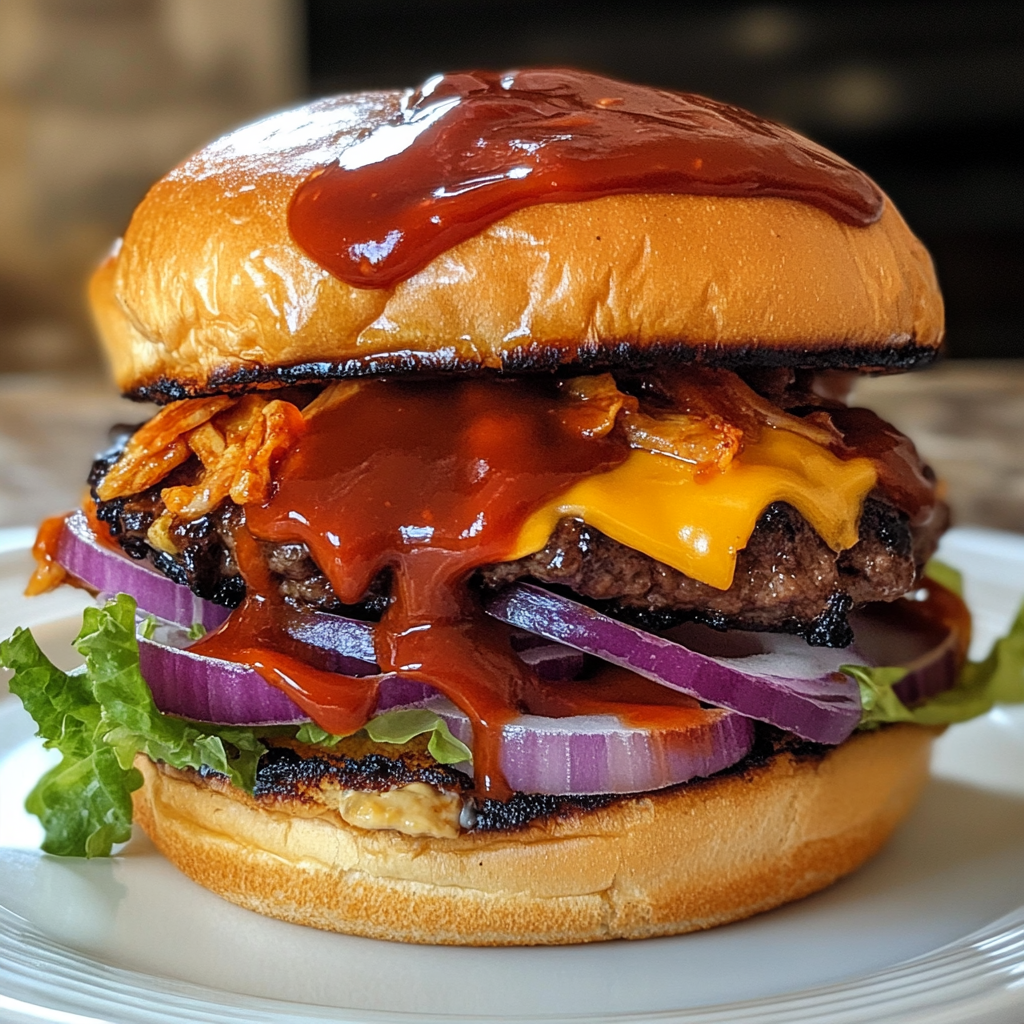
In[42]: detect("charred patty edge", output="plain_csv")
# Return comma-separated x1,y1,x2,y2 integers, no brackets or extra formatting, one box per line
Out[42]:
92,474,931,647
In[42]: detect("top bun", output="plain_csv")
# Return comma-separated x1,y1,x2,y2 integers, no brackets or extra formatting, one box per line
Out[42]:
90,92,944,402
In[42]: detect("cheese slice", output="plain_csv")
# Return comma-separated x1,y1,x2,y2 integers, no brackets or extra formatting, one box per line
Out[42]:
511,428,877,592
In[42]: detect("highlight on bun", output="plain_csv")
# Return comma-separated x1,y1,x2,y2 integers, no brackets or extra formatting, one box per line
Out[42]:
90,93,943,402
132,725,935,946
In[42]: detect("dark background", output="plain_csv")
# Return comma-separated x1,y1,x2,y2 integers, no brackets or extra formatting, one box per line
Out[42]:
306,0,1023,359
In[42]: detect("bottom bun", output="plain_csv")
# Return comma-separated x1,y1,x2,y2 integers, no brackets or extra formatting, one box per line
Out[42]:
132,724,936,945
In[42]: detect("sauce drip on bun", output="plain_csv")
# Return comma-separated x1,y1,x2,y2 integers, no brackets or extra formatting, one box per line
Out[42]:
288,68,884,287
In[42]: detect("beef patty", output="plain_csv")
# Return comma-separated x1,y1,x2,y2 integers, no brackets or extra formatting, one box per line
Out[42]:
92,415,941,647
478,498,934,646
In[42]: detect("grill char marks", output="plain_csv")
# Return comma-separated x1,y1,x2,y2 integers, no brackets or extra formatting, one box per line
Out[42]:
191,743,631,832
472,791,618,831
185,724,826,834
477,499,924,647
127,339,940,405
253,739,472,801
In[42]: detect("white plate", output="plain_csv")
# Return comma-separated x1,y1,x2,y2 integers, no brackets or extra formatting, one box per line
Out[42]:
1,528,1023,1024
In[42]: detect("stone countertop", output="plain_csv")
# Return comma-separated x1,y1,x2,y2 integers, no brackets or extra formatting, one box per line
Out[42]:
0,373,155,532
0,362,1021,535
853,361,1024,534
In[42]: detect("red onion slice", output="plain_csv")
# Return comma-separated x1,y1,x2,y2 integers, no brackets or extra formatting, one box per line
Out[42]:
276,614,587,682
892,634,959,707
135,620,754,794
137,620,435,724
848,606,961,708
413,696,754,795
486,584,864,745
509,631,587,681
138,623,309,725
275,605,376,672
60,510,230,631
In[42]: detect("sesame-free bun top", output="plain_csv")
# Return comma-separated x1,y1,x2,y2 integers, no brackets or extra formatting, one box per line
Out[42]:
91,92,944,402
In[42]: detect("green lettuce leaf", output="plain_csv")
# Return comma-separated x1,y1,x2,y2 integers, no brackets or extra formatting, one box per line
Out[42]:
1,594,266,857
2,594,473,857
846,600,1024,730
924,558,963,596
296,707,472,765
364,708,472,764
292,722,340,746
1,625,139,856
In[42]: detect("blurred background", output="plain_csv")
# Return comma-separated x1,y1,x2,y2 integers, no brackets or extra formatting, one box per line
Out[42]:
0,0,1021,531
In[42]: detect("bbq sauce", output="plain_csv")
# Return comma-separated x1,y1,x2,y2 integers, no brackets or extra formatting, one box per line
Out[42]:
186,377,942,799
28,505,124,596
26,514,69,596
828,407,937,526
193,527,380,737
288,68,884,289
194,377,630,798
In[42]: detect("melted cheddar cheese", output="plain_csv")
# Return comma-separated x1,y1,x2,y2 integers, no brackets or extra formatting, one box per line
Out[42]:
511,428,877,592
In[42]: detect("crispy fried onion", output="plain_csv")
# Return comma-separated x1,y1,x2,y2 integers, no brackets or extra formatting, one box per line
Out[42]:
96,393,307,521
560,369,837,475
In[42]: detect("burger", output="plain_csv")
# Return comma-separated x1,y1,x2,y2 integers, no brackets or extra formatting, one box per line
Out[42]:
3,69,1021,946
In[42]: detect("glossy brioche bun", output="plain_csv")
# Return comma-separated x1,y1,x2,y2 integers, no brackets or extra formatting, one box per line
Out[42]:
132,724,935,945
91,93,944,402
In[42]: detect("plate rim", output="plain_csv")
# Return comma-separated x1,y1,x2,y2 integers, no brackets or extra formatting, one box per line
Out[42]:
0,855,1022,1024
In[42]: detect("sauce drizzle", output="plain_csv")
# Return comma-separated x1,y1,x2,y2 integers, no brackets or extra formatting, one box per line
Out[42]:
195,377,629,797
26,513,69,596
288,68,884,288
186,376,941,799
828,406,937,526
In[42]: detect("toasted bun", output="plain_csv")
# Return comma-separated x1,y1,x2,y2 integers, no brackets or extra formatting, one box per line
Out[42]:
91,94,943,402
132,724,935,945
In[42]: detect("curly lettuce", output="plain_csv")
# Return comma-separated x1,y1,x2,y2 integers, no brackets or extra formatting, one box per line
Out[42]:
1,595,265,856
1,594,469,857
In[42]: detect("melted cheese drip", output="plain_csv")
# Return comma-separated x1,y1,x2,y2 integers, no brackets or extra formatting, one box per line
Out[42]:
511,428,877,592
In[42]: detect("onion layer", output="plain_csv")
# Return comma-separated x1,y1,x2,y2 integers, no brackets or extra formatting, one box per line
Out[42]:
893,636,959,706
136,620,754,795
487,584,962,743
139,622,308,725
63,510,958,747
486,584,865,745
138,620,436,725
61,510,230,631
420,696,754,795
